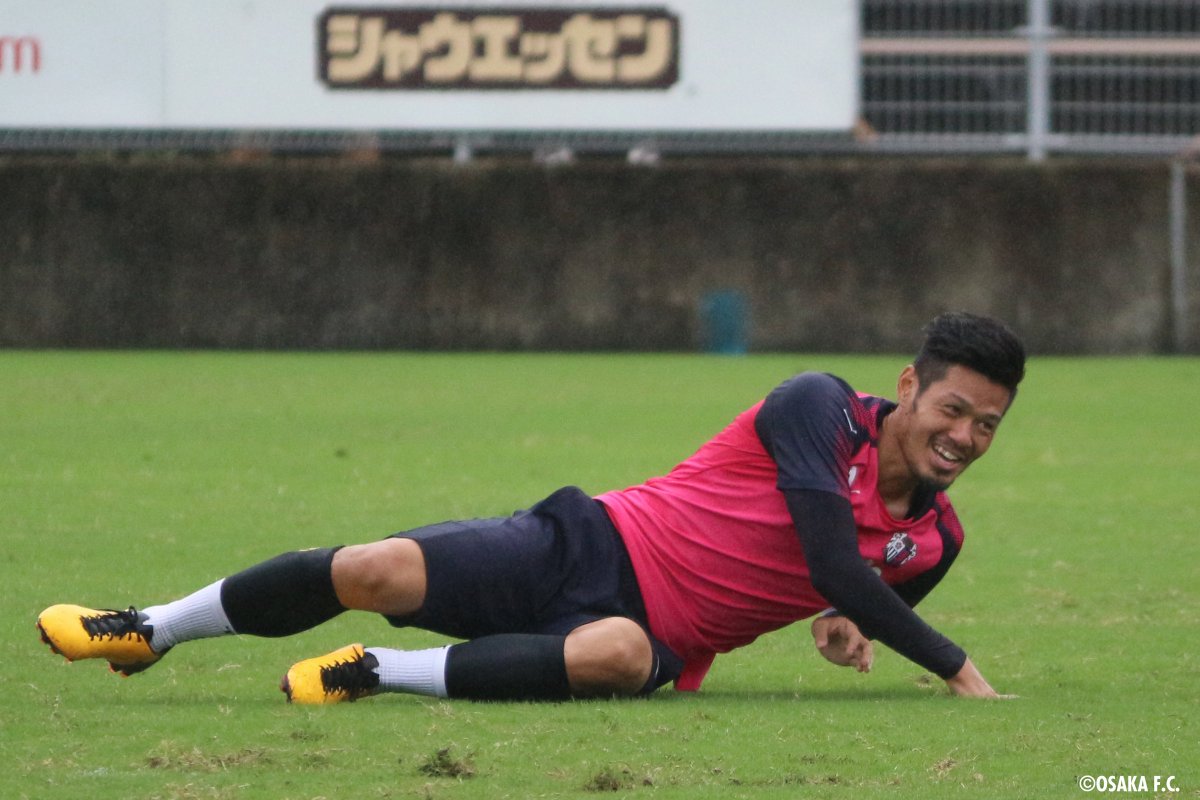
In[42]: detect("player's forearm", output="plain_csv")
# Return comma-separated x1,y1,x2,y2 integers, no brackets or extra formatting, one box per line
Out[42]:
786,489,967,679
810,558,966,678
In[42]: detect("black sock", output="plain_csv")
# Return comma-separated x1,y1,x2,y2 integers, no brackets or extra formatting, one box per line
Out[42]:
444,634,571,701
219,547,345,637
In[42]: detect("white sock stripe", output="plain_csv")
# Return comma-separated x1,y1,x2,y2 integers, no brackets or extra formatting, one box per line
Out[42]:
366,646,450,699
430,645,449,698
141,579,234,652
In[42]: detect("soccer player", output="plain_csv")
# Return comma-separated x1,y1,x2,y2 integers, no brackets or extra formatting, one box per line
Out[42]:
37,311,1025,704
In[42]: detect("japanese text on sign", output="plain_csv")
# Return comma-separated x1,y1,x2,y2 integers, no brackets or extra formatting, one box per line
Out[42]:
318,7,679,90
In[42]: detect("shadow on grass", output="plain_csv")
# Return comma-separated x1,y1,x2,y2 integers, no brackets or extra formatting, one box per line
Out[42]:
673,687,952,703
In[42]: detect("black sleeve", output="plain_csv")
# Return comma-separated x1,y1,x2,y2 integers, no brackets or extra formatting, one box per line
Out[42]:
755,372,863,496
786,488,967,679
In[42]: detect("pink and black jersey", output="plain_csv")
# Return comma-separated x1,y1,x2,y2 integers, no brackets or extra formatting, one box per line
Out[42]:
597,372,965,691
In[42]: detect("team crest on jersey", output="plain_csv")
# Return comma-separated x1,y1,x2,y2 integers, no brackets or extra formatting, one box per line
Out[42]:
883,532,917,567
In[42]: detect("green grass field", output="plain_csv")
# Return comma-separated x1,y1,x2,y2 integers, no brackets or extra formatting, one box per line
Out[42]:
2,352,1196,799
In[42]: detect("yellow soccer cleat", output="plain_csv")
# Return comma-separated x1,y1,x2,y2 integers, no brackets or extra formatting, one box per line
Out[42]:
281,643,380,704
37,604,165,676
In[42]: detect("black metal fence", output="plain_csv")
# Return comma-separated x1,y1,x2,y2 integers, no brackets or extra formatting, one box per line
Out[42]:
862,0,1200,158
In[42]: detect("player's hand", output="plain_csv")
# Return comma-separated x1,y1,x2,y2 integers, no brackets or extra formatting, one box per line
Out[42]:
811,615,873,673
944,657,1016,699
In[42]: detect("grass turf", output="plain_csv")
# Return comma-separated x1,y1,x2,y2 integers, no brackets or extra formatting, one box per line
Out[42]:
2,352,1196,799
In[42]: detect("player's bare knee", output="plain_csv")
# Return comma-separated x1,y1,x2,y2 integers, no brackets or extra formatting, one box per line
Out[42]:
565,617,653,696
331,539,426,616
606,632,653,691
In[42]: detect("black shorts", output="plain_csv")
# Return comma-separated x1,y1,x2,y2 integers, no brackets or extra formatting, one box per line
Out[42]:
386,486,683,692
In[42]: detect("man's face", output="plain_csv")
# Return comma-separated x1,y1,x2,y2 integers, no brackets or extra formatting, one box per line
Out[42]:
894,364,1012,491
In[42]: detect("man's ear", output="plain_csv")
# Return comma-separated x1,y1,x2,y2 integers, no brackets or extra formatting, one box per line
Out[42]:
897,364,919,406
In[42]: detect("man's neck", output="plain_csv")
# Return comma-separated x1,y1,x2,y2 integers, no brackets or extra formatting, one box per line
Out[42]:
877,411,919,519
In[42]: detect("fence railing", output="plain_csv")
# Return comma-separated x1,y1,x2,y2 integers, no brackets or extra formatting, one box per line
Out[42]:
861,0,1200,158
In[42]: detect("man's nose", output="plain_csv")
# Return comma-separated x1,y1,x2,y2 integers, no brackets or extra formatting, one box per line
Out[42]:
947,417,974,448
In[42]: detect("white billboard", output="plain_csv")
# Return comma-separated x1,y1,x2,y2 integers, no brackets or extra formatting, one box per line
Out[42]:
1,1,858,132
0,2,165,126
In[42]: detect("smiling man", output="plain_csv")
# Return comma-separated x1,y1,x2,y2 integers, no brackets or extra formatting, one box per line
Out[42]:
38,312,1025,703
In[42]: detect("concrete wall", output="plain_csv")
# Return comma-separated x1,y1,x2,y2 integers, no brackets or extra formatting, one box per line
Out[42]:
1,155,1195,353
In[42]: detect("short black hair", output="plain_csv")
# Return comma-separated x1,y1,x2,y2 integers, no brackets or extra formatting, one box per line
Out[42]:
913,312,1026,398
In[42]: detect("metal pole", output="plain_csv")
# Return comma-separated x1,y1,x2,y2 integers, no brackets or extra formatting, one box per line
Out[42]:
1169,160,1190,352
1026,0,1051,162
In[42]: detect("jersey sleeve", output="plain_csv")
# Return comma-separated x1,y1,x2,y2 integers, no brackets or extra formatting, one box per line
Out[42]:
753,372,866,496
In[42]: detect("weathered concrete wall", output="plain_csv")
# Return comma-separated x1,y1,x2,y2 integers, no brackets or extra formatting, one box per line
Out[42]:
1,155,1194,353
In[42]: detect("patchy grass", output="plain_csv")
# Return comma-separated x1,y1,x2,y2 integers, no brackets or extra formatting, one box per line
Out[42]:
418,747,476,780
144,743,275,772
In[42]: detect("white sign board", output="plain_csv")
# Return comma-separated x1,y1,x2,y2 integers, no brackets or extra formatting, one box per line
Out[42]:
0,2,165,126
1,1,858,132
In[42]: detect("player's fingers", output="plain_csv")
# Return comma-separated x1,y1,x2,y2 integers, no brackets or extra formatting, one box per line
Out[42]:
858,642,874,672
843,639,861,670
855,647,869,672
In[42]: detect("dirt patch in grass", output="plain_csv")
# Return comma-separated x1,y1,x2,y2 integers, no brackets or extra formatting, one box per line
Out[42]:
584,766,657,792
584,767,627,792
418,747,475,779
145,742,273,773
